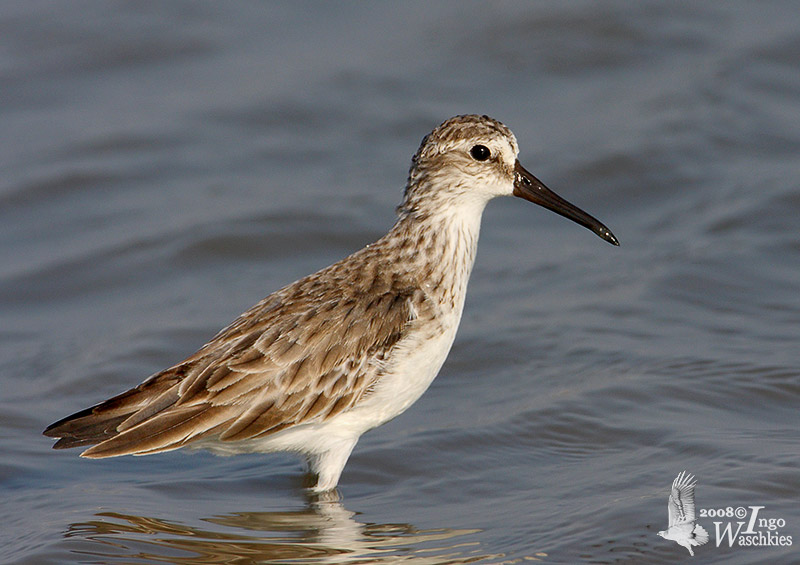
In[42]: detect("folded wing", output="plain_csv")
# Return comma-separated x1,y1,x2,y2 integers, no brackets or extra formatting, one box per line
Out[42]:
44,264,421,457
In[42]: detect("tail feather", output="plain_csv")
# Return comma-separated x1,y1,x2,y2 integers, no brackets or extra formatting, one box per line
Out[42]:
43,368,183,450
44,390,145,447
49,414,130,449
693,524,709,545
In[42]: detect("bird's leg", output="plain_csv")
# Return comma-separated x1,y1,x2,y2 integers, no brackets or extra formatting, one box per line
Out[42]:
307,437,358,492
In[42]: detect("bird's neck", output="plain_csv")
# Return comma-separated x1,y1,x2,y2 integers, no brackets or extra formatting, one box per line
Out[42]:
380,196,488,310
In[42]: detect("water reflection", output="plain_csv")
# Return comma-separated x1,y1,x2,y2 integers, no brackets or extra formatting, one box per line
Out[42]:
64,492,496,564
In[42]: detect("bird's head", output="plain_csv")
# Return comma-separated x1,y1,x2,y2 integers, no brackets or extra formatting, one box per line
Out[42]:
400,114,618,246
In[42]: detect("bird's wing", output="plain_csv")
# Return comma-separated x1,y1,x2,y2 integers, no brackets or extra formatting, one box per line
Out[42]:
45,256,428,457
667,471,698,526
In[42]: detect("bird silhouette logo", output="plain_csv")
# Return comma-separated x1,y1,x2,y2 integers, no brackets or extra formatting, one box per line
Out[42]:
657,471,709,556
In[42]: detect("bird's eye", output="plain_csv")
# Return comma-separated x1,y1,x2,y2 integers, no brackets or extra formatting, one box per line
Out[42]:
469,145,491,161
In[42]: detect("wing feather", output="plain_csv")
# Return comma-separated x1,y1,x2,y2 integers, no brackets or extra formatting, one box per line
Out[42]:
668,471,698,526
44,256,422,457
83,404,238,458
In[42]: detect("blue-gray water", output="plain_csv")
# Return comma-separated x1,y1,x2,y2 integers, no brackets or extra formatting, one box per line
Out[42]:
2,2,799,563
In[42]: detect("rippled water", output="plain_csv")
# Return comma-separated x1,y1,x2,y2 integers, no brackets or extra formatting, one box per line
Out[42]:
3,2,799,563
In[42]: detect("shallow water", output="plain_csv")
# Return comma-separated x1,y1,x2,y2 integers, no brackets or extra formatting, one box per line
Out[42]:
2,2,799,563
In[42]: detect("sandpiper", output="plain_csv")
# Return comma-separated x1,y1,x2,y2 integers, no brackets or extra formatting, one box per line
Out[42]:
45,115,618,491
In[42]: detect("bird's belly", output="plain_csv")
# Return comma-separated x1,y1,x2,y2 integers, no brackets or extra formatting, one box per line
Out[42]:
345,318,460,431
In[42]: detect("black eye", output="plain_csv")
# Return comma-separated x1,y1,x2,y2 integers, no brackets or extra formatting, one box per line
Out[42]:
469,144,491,161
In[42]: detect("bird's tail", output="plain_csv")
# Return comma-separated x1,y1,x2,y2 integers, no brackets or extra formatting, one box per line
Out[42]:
43,366,185,452
693,524,709,546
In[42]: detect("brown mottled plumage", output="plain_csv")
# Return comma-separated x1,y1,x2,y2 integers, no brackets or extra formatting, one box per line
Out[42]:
45,115,618,491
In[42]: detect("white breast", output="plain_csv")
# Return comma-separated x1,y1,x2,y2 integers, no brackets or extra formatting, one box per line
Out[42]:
345,311,462,431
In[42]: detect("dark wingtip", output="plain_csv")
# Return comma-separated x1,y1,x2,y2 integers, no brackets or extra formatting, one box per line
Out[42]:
43,406,130,453
43,404,100,438
51,436,97,450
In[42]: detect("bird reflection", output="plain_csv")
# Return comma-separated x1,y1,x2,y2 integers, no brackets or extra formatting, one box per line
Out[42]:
64,491,487,564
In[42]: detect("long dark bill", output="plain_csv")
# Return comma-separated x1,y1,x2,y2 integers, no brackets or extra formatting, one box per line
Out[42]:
513,160,619,246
